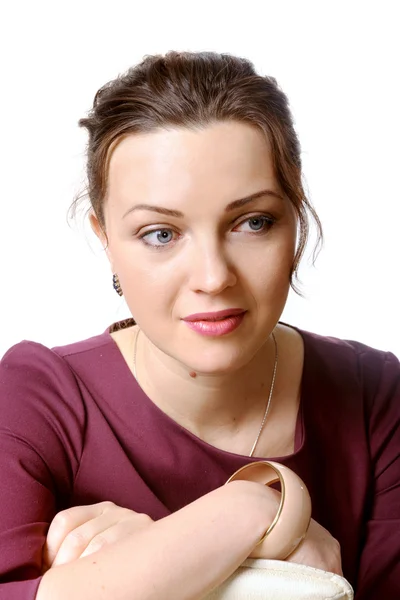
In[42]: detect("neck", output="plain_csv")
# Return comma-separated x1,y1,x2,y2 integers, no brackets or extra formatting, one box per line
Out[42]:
135,327,279,444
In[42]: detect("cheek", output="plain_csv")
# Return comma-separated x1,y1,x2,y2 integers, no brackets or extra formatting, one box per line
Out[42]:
250,265,291,306
238,234,295,287
117,254,180,317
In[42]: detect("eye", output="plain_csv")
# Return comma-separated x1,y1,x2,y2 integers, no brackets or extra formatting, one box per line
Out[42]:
234,215,276,233
140,228,176,247
247,217,267,231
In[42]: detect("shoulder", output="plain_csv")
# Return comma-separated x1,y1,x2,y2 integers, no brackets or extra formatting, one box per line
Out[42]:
1,326,115,383
294,324,398,386
0,326,120,489
317,324,396,369
0,327,112,436
295,325,400,448
1,338,81,393
1,332,103,392
0,339,86,446
0,326,120,426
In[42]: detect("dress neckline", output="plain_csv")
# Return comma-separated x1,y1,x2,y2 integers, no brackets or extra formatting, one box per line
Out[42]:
101,319,308,463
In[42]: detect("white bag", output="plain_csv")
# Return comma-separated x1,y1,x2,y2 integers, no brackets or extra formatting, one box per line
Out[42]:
205,558,354,599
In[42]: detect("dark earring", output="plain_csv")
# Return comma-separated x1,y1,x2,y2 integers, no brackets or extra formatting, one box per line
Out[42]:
113,273,123,296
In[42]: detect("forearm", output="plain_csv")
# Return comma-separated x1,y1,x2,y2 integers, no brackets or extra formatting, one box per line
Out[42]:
37,480,277,600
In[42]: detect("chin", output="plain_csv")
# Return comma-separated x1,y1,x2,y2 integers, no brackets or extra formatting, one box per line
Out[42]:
177,347,251,376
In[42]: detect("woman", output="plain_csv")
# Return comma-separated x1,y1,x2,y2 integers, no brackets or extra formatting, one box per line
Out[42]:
0,51,399,600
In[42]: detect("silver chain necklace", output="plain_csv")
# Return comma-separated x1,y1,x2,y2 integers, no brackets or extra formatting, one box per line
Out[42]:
132,329,278,458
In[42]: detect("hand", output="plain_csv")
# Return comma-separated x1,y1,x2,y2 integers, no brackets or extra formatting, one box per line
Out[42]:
286,518,343,575
42,501,153,573
250,514,342,575
245,481,342,576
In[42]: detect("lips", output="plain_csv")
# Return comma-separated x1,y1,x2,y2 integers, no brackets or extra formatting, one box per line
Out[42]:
182,309,247,337
182,308,246,322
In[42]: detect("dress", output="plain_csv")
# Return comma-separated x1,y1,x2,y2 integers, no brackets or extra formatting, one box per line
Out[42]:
0,320,399,599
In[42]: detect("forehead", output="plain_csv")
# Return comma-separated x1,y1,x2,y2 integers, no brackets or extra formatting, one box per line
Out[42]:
107,122,278,208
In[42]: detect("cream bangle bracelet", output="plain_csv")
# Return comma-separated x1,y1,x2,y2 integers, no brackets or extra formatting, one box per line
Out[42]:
226,461,312,560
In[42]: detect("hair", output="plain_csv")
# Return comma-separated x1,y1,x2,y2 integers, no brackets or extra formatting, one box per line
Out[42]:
70,50,323,294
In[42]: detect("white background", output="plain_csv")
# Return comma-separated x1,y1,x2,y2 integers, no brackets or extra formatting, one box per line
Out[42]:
1,0,399,359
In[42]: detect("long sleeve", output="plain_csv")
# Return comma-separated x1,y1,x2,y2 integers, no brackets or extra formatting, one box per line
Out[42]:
356,350,400,599
0,341,85,599
1,325,399,598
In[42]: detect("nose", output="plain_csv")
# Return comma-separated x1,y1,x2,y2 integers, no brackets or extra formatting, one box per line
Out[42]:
188,241,237,295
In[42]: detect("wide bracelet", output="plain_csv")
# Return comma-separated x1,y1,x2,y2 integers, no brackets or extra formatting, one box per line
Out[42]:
225,461,311,560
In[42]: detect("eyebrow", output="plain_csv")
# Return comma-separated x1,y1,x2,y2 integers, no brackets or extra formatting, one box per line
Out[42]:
122,189,284,219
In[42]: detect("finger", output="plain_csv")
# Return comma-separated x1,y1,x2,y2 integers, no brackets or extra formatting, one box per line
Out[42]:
79,514,154,559
52,510,123,567
44,502,115,567
79,524,131,559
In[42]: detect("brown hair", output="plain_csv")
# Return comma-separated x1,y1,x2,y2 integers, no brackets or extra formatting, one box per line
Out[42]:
70,51,323,293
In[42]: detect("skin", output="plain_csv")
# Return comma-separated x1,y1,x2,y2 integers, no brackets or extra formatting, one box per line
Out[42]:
90,121,300,454
37,122,343,599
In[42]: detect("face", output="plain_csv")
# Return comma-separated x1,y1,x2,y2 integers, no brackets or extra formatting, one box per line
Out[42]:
91,122,297,374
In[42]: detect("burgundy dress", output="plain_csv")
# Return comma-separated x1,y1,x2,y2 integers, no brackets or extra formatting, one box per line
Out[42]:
0,320,399,599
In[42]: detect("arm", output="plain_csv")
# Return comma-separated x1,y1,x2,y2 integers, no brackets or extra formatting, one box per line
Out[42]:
37,480,278,600
356,351,400,599
0,340,343,599
0,341,279,600
0,341,85,599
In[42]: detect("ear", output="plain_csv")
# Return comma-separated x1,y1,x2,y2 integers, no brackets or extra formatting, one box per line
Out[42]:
89,211,114,268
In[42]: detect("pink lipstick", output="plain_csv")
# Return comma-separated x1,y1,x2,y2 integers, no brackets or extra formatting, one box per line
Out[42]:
182,308,246,337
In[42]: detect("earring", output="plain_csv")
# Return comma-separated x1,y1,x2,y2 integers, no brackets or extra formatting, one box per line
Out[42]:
112,273,123,296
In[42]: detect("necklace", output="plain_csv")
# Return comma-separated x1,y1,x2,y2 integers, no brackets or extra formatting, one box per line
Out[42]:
132,328,278,458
